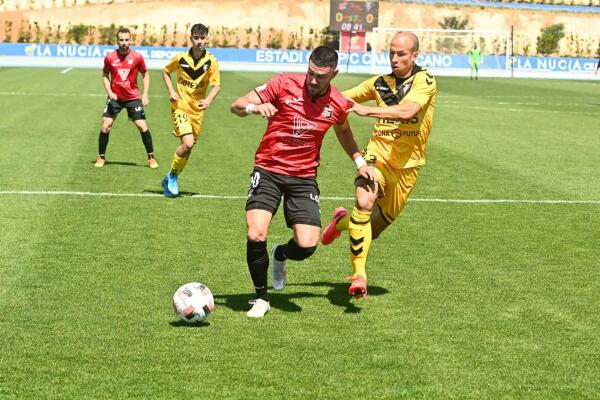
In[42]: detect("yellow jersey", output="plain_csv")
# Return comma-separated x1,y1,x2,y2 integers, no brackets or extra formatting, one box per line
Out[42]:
164,49,220,114
343,67,436,169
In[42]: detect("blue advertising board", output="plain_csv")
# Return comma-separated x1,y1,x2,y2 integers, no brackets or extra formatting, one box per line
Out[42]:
0,43,598,79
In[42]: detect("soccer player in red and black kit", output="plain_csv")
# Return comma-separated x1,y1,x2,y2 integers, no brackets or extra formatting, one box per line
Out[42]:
231,46,376,318
95,27,158,168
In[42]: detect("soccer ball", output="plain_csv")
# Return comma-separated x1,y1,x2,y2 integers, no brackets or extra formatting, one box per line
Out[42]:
172,282,214,323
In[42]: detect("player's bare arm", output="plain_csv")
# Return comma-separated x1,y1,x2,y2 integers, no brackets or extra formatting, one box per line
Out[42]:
102,72,117,101
198,85,221,110
333,120,376,182
141,70,150,106
230,90,277,118
162,70,180,102
348,98,421,121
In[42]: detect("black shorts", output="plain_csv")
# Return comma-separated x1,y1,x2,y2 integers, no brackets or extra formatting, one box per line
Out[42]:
103,98,146,121
246,167,321,228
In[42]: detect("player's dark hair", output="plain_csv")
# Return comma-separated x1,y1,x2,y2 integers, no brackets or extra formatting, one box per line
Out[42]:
117,27,131,37
309,46,338,69
191,23,209,35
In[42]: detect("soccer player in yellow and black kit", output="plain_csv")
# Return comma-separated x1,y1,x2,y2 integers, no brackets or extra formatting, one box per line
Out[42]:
321,31,437,298
161,23,220,197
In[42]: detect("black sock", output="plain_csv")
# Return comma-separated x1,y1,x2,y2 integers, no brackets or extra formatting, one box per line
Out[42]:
246,239,269,301
98,131,109,157
140,130,154,157
276,238,317,261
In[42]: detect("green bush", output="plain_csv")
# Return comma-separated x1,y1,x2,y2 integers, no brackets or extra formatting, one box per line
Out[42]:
536,23,565,55
66,23,91,44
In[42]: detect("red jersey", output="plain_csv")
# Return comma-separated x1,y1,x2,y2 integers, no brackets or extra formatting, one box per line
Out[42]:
103,49,147,100
254,74,351,178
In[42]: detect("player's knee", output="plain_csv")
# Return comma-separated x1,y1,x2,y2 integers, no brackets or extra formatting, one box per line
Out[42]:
356,193,376,212
285,239,317,261
247,230,267,243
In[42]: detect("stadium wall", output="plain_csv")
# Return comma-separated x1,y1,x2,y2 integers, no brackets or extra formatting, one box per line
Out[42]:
1,43,598,80
0,0,599,57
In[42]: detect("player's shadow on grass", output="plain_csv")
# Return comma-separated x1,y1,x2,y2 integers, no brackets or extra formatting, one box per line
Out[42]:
89,160,140,167
214,291,320,314
214,282,388,315
169,319,211,328
142,189,200,197
292,282,389,314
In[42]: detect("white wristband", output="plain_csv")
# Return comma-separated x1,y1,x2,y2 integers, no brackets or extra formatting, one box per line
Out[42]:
354,156,367,169
245,103,256,115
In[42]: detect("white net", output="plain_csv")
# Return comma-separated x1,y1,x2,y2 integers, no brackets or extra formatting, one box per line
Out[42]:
369,28,512,77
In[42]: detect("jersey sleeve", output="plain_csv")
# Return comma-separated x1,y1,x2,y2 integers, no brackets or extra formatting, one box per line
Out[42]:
137,53,148,73
163,54,180,74
254,74,283,104
402,72,436,108
335,97,352,125
342,76,376,103
102,56,111,74
208,57,221,86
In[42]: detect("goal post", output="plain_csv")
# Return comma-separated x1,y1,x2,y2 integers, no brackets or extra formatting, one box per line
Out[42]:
369,28,512,77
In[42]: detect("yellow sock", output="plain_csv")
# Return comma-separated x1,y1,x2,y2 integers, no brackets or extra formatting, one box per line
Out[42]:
335,215,349,231
170,153,189,176
348,206,372,280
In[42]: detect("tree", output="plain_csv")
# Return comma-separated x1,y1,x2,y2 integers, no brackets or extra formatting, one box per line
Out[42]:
536,23,565,56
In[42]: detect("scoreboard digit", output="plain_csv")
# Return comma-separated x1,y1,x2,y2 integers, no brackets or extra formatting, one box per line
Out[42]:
329,0,379,32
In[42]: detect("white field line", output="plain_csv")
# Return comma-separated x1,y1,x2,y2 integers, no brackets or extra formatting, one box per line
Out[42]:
60,67,73,74
1,190,599,205
440,104,597,116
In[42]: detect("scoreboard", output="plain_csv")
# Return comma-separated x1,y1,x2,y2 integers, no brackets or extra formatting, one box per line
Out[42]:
329,0,379,32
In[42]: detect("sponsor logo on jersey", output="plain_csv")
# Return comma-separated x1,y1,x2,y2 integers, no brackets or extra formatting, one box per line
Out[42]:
292,116,317,137
117,68,130,81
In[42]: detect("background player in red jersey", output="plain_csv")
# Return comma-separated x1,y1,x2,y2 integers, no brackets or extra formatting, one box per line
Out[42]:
95,27,158,168
231,46,375,318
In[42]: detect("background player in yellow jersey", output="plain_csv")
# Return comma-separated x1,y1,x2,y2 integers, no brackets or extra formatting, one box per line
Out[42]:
161,23,221,197
321,31,437,298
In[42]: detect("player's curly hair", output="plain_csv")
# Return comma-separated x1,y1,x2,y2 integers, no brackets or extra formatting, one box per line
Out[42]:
191,23,209,35
309,46,338,69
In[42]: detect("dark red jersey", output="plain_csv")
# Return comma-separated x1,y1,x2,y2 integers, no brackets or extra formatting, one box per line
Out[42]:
253,74,351,178
103,49,147,101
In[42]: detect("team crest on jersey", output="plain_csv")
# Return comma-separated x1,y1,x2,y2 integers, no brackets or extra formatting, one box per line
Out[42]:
322,104,333,118
293,116,317,137
128,59,133,65
117,68,130,81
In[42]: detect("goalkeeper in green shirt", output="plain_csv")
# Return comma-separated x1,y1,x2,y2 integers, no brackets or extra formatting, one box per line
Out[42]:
467,42,483,80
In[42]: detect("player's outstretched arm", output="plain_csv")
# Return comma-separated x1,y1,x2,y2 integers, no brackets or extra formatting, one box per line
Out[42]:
162,70,180,102
348,98,421,121
230,90,277,118
333,120,375,182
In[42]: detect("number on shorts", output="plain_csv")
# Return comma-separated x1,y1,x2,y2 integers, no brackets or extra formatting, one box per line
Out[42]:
249,171,260,189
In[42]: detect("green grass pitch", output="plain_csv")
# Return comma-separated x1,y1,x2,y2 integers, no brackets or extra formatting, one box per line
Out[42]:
0,67,599,399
